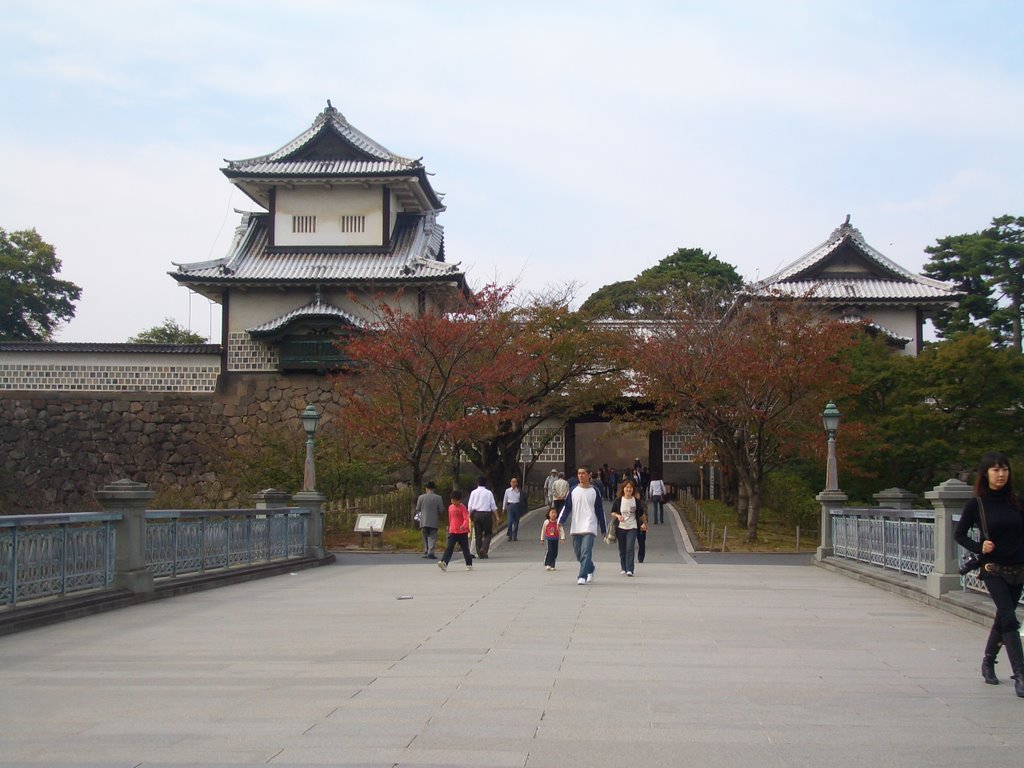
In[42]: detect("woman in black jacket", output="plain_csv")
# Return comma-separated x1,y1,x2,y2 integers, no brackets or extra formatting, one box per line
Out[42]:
610,479,647,576
954,451,1024,697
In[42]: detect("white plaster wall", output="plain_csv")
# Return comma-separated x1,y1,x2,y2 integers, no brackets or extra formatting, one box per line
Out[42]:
229,289,422,333
869,307,920,355
274,187,383,247
0,351,221,392
0,351,219,368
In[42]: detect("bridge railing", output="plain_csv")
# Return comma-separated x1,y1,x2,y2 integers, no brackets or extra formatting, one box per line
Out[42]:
145,509,308,579
820,479,988,598
1,512,119,606
1,480,324,608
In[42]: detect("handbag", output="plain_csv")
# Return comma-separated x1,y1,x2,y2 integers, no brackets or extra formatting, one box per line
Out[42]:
960,497,988,575
604,515,618,544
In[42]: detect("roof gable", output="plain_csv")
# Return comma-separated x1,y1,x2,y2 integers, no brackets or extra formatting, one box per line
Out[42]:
225,102,419,170
751,216,960,305
221,101,443,212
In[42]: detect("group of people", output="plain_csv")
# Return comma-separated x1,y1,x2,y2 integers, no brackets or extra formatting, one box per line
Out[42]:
417,452,1024,701
416,465,664,581
414,475,511,571
552,465,654,583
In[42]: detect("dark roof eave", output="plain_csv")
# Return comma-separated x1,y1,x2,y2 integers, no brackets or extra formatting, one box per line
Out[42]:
0,342,221,354
170,275,466,288
223,166,443,211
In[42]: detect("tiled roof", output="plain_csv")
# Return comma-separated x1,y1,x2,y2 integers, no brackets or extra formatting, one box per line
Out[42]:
170,211,463,286
225,103,419,169
0,342,220,354
247,297,365,338
840,316,911,345
762,278,956,302
751,217,960,304
224,159,417,177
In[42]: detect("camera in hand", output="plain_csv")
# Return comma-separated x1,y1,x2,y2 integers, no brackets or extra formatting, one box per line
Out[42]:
959,553,982,575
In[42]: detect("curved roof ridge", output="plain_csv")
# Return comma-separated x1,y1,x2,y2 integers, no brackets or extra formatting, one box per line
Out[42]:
757,216,954,291
225,102,419,169
247,295,365,338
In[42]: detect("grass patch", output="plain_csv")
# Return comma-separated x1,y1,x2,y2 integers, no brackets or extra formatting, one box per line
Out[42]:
684,499,818,553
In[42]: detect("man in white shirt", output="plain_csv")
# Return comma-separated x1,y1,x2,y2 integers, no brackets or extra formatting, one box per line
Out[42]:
557,466,607,585
551,472,570,515
467,476,499,558
502,477,523,541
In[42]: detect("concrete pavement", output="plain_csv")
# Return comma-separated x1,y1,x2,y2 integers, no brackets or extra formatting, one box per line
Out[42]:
1,503,1022,767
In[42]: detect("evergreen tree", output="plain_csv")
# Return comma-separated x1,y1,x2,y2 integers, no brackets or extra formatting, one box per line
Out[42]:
0,227,80,341
924,215,1024,353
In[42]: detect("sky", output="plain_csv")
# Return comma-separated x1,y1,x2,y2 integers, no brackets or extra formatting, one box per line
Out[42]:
1,0,1022,343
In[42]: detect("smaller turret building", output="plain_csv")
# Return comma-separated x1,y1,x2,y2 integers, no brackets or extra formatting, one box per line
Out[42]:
170,102,468,374
751,216,961,355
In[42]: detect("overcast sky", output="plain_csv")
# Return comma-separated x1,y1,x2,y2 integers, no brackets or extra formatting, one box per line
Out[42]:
2,0,1022,342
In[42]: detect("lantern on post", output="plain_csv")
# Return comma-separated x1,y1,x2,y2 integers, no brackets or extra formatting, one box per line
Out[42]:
822,401,841,492
300,404,321,493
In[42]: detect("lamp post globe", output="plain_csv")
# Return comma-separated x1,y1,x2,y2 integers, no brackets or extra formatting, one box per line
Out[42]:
300,404,321,492
822,401,841,492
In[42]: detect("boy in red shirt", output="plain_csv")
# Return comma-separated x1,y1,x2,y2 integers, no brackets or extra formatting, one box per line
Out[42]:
438,489,473,571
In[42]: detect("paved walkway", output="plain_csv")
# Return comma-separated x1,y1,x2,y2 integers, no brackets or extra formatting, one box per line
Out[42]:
2,504,1022,767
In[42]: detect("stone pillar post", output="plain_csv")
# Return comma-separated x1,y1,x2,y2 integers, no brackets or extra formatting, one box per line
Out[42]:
873,487,916,510
815,489,848,562
253,488,292,510
94,479,156,594
924,478,972,598
293,490,326,559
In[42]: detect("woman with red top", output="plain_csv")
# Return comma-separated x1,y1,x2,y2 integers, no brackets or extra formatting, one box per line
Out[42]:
438,490,474,571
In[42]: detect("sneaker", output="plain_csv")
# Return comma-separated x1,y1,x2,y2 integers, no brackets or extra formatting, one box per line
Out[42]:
577,578,586,585
437,561,447,572
626,571,633,577
545,565,553,571
620,570,626,575
466,564,473,571
586,573,594,583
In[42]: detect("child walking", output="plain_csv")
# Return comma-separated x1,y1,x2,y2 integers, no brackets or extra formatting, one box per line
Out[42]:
439,489,473,571
541,507,564,571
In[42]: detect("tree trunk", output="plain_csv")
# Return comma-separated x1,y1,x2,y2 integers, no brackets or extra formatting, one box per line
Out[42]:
746,483,761,542
736,482,748,527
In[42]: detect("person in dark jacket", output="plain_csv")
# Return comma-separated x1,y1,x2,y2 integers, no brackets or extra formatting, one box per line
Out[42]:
415,481,445,559
610,479,647,576
955,451,1024,697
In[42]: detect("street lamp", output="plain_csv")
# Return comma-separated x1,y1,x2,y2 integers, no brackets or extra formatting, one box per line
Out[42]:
300,404,321,492
521,442,532,487
822,401,841,492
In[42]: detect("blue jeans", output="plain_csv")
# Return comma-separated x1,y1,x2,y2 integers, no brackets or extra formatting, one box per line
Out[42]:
506,502,522,540
571,533,596,581
650,497,664,524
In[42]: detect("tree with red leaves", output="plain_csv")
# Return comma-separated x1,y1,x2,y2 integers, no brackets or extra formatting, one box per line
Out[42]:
334,284,530,491
336,283,626,496
631,288,859,541
461,285,626,492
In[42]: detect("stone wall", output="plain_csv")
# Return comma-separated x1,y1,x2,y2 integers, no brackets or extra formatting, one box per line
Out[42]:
0,373,341,513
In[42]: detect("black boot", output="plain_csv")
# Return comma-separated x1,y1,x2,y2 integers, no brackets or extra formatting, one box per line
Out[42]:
1000,630,1024,698
983,626,1002,685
